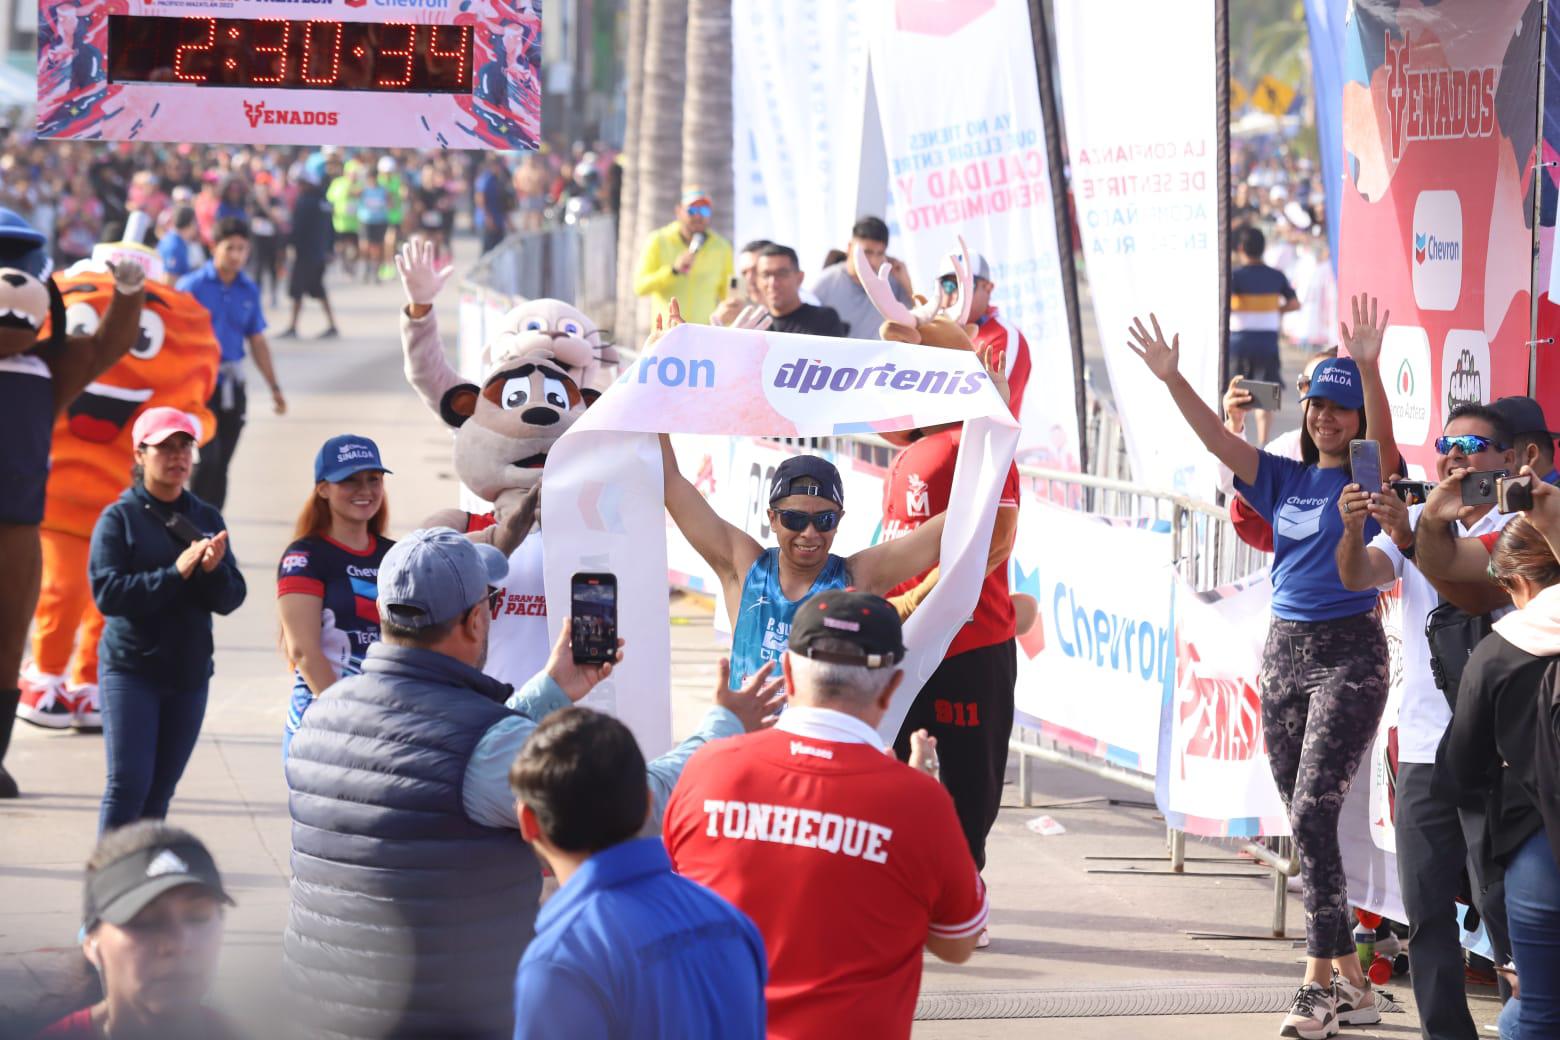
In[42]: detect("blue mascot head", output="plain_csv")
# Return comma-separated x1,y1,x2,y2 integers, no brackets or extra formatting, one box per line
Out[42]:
0,208,61,358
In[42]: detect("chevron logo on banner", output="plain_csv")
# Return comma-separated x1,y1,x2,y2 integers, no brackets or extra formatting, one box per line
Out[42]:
579,481,626,534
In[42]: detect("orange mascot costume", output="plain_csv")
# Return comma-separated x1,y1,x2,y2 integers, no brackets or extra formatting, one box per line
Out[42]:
17,245,219,730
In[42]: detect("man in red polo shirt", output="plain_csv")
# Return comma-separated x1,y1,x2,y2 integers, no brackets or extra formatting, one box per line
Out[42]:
664,591,986,1040
881,420,1021,879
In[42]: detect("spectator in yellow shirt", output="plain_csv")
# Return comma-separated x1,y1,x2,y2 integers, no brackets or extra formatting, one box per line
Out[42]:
633,188,733,326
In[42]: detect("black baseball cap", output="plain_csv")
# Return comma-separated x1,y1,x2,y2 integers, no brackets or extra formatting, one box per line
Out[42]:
768,456,844,507
83,833,234,931
1492,396,1560,441
788,590,905,669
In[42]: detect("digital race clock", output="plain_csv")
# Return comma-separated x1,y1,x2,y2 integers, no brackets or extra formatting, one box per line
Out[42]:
36,0,541,149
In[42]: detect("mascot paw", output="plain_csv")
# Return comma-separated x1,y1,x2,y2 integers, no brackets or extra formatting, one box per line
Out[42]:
109,260,147,296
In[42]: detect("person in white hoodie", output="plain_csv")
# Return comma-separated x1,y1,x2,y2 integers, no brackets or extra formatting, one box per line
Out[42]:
1444,504,1560,1040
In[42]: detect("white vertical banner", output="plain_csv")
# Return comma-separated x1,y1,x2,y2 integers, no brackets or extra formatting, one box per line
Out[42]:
866,0,1081,466
1054,0,1222,499
731,0,870,273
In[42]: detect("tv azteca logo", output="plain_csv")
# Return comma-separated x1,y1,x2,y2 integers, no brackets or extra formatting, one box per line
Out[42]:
242,101,339,129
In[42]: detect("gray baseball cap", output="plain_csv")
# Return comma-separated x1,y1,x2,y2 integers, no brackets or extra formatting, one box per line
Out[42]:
378,527,509,629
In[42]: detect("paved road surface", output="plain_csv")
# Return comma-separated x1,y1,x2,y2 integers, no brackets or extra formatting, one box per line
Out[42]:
0,241,1496,1038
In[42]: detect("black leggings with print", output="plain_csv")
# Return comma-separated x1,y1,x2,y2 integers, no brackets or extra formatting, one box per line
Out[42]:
1260,612,1390,958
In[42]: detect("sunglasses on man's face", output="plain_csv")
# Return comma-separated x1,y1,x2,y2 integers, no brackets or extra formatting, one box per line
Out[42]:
686,205,712,218
773,508,840,533
1435,434,1506,456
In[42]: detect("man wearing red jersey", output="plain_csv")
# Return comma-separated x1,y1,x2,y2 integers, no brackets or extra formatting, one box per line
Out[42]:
664,591,986,1039
882,422,1021,876
934,249,1030,419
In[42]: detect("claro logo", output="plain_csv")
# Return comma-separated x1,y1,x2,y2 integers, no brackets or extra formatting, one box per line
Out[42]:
1411,190,1463,311
242,101,340,129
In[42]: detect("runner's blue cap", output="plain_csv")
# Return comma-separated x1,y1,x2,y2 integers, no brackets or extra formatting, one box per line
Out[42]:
378,527,508,630
315,434,392,483
1301,358,1363,410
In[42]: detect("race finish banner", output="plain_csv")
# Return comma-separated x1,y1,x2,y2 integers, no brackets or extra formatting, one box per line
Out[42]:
731,0,869,283
36,0,542,148
1053,0,1223,501
1339,0,1538,477
542,325,1020,755
866,0,1082,471
1009,504,1173,775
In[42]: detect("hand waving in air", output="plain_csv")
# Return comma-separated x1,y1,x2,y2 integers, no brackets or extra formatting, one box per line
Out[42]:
108,260,147,297
395,239,455,311
1338,292,1390,368
1126,314,1181,382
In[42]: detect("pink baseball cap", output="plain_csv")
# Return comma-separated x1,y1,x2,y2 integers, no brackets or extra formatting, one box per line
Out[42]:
132,407,200,447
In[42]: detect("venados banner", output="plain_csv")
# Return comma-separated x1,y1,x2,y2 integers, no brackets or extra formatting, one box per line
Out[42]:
542,325,1020,754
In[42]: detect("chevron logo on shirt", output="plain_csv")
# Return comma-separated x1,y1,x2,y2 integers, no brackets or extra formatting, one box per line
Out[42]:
1274,497,1328,541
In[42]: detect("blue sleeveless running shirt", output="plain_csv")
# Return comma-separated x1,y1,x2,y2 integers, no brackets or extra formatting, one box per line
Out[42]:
729,547,849,689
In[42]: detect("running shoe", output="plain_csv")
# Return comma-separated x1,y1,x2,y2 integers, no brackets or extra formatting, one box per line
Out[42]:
17,670,75,729
317,326,340,340
70,683,102,731
975,928,990,949
1331,972,1380,1026
277,327,298,339
1278,983,1338,1039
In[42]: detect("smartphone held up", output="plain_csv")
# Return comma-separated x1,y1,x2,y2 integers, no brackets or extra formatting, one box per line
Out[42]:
570,572,618,665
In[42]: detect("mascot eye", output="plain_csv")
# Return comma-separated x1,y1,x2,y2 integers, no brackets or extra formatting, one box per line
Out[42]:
560,319,583,336
522,318,546,332
64,301,101,338
542,377,569,409
500,377,530,409
129,310,166,360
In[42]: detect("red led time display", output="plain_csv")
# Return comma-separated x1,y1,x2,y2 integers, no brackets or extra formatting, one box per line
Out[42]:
106,15,473,93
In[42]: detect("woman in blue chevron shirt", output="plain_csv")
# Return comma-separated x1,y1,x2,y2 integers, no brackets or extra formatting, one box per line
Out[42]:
276,435,395,761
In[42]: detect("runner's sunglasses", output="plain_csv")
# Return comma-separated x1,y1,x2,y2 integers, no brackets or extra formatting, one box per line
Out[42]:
773,508,841,533
1434,434,1506,456
685,204,712,218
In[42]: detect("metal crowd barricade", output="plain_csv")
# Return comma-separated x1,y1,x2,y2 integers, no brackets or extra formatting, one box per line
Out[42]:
469,215,617,330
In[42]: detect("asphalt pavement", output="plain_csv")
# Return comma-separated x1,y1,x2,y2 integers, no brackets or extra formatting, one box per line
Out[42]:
0,239,1496,1038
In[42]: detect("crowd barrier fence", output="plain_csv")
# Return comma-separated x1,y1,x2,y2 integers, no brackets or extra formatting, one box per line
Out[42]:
468,216,618,331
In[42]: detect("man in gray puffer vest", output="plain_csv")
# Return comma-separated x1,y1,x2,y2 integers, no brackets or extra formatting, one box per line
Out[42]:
283,528,777,1038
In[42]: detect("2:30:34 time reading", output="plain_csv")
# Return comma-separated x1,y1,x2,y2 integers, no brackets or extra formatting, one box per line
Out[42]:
106,15,474,94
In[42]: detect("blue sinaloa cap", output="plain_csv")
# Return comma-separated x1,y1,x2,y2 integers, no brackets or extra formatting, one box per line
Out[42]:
315,434,392,483
1301,357,1364,410
378,528,510,630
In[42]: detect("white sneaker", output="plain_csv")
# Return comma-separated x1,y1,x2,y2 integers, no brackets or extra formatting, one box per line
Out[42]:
1331,972,1380,1026
975,928,990,949
1278,983,1339,1039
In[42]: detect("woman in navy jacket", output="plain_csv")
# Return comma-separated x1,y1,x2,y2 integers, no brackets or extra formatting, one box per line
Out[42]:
89,407,247,832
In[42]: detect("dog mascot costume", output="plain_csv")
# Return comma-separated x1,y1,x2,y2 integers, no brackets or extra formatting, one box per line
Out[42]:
0,208,146,797
18,235,220,730
395,241,617,687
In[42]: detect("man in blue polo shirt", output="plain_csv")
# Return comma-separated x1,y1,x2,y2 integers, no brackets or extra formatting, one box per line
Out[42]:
509,707,766,1040
176,216,286,509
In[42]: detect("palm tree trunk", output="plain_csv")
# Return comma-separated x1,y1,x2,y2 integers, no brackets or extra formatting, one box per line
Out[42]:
613,0,649,343
628,0,689,343
681,0,734,243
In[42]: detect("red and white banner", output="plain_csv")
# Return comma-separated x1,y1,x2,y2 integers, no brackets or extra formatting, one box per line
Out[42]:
867,0,1082,471
1162,574,1289,836
1053,0,1222,500
1339,0,1537,476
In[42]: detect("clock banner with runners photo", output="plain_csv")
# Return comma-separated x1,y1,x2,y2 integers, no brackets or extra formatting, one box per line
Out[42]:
35,0,542,149
1338,0,1534,476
